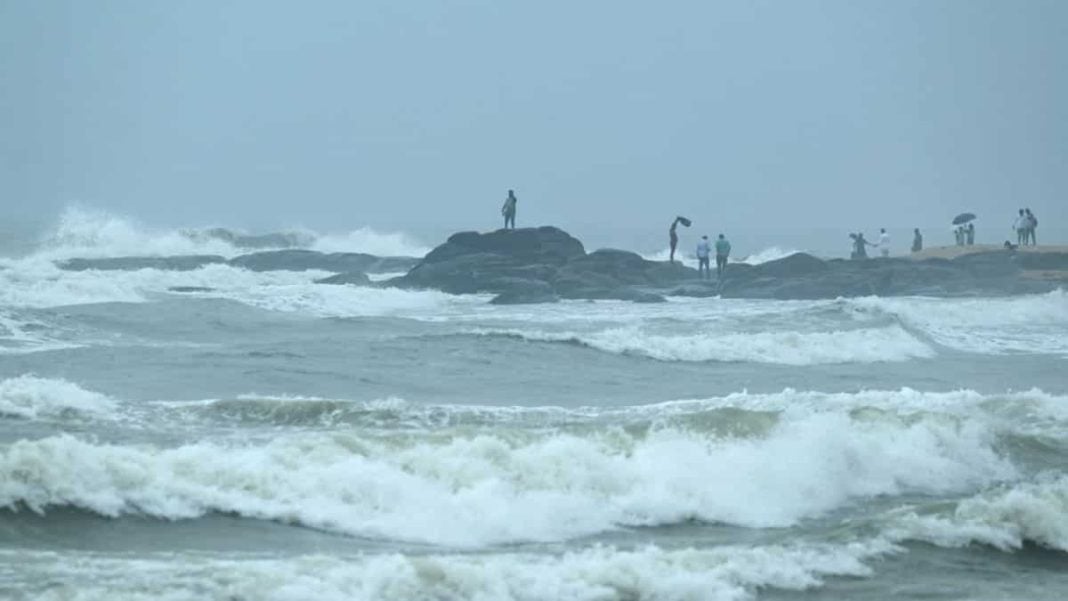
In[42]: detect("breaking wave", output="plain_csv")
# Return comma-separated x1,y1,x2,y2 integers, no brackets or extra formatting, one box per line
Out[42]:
0,408,1013,546
845,290,1068,355
4,540,898,601
30,206,428,261
468,324,935,365
734,246,801,265
0,375,117,420
885,476,1068,553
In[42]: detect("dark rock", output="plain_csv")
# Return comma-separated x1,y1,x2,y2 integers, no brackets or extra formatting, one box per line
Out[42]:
388,227,1063,302
750,253,828,278
1015,252,1068,271
422,227,585,266
228,250,418,273
554,249,697,290
394,228,584,295
57,256,226,271
950,251,1020,277
315,272,372,286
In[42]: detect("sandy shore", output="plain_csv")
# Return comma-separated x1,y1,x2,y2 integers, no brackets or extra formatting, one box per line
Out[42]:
907,245,1068,261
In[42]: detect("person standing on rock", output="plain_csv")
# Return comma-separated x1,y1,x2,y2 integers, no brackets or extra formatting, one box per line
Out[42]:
851,233,874,260
669,219,680,263
879,228,890,258
1025,208,1038,246
912,228,923,253
501,190,518,230
714,234,731,279
1014,209,1028,246
668,216,691,263
966,222,975,245
696,236,712,279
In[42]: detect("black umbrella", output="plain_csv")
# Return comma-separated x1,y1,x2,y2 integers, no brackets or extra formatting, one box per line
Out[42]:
676,216,692,227
952,213,976,225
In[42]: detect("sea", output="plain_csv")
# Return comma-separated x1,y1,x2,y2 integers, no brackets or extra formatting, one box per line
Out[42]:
1,208,1067,601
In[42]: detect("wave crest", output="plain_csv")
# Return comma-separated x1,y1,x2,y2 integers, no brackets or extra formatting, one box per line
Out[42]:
0,410,1013,546
468,325,934,365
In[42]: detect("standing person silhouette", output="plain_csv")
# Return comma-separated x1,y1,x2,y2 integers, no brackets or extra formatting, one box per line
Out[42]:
696,236,712,279
501,190,518,230
669,219,680,263
714,234,731,279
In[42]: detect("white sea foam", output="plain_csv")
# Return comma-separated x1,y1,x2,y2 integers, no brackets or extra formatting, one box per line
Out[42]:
311,227,430,258
29,206,429,261
470,324,934,365
885,476,1068,553
0,260,458,316
846,290,1068,355
8,539,899,601
0,311,82,355
734,246,801,265
34,207,245,260
0,410,1013,546
0,375,117,420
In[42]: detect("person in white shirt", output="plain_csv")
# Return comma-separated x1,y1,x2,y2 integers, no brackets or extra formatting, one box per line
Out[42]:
696,236,712,279
879,228,890,258
1013,209,1027,246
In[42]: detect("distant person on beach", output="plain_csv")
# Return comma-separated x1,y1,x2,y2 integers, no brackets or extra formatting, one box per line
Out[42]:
912,229,923,253
668,217,690,263
715,234,731,279
879,228,890,258
1026,208,1038,245
696,235,712,279
501,190,518,230
1014,209,1027,246
966,223,975,245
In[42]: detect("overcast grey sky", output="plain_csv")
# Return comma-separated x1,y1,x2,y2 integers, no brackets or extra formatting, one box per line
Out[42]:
3,0,1066,251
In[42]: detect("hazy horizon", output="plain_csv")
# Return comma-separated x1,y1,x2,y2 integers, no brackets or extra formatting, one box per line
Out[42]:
4,0,1066,256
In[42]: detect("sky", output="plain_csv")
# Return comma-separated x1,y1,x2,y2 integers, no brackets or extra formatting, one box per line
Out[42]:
2,0,1066,253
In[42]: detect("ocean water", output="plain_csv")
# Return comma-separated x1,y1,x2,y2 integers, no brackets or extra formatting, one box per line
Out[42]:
2,209,1067,601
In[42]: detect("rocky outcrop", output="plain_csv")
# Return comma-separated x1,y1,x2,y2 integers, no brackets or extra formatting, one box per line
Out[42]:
387,227,684,302
390,227,587,295
382,227,1064,304
718,250,1054,299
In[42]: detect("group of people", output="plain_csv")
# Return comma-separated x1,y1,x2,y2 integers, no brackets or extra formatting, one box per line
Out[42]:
850,228,892,260
1013,208,1039,246
669,217,730,278
670,216,730,279
954,223,976,246
500,196,733,280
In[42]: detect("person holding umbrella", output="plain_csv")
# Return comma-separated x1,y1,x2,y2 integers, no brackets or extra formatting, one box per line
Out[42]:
669,216,691,263
953,213,976,246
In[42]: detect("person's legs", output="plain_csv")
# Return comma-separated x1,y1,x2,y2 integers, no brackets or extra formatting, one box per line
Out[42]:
1029,228,1037,246
1017,229,1025,246
670,241,677,263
